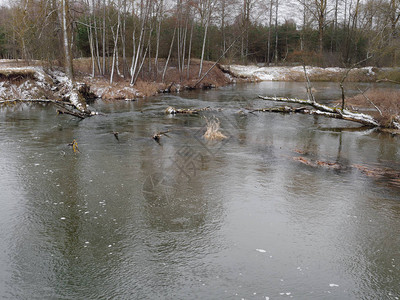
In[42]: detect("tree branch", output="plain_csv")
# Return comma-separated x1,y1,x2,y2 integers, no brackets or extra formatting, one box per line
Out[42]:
258,95,380,127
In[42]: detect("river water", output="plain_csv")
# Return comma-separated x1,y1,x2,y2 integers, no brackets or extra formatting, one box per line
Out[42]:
0,82,399,299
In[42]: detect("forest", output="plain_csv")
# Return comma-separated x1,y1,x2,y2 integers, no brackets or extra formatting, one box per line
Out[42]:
0,0,399,82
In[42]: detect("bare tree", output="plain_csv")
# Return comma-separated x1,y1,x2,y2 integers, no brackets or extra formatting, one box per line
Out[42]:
198,0,213,77
61,0,74,80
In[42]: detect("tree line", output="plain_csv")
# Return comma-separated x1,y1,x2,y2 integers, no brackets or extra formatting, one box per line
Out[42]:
0,0,399,80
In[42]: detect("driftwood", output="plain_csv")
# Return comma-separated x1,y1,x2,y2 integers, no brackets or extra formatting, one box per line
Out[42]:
56,108,88,119
165,106,211,115
258,95,382,127
111,131,119,141
1,97,97,119
1,82,99,119
152,130,171,143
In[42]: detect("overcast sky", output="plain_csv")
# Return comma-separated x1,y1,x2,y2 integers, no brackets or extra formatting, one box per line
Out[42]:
0,0,348,28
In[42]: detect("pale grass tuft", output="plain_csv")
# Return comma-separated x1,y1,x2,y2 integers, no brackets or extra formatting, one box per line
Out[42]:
203,117,227,141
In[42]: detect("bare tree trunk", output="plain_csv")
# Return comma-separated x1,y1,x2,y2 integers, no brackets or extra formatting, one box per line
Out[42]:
176,0,182,76
187,22,194,80
121,0,128,77
61,0,74,80
274,0,279,64
134,36,150,84
110,21,120,84
102,0,106,75
130,9,145,84
88,26,95,77
130,28,136,78
267,0,273,64
154,0,163,78
93,0,102,74
199,0,211,78
162,27,176,82
221,0,226,55
180,15,188,81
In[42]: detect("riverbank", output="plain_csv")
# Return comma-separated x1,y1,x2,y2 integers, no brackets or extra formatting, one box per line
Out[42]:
221,64,400,82
1,59,399,101
0,58,232,100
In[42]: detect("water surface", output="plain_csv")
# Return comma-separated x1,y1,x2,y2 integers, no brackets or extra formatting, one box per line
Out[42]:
0,81,399,299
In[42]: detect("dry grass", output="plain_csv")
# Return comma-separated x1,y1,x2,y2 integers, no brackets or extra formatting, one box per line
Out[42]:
134,80,161,97
203,117,227,141
343,88,400,127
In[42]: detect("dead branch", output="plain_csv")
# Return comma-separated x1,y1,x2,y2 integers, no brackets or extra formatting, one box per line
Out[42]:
165,106,211,115
152,129,171,143
56,108,87,119
356,87,383,116
111,131,119,141
339,55,373,110
376,78,400,85
258,95,380,127
247,106,309,113
303,65,315,103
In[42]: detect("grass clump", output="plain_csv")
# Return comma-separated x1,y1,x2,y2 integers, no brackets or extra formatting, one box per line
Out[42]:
203,117,227,141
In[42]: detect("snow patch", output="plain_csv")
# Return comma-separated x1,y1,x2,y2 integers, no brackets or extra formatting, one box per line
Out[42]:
224,64,378,82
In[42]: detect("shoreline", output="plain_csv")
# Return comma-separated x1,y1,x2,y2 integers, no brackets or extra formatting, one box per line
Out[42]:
1,59,399,102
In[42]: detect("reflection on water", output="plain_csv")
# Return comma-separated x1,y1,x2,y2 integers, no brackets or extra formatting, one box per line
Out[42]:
0,81,399,299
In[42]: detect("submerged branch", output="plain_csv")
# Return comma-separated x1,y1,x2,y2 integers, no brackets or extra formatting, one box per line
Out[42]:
152,129,171,143
165,106,211,115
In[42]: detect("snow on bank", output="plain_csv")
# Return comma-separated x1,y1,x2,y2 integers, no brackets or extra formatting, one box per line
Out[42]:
0,66,56,100
0,63,141,101
222,65,377,81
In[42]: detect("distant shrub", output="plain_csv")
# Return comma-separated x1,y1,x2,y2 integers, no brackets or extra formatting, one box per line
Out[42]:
377,69,400,83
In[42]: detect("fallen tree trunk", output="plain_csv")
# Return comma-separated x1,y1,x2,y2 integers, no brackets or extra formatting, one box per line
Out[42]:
258,95,382,127
1,90,98,119
56,108,88,119
64,80,95,116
